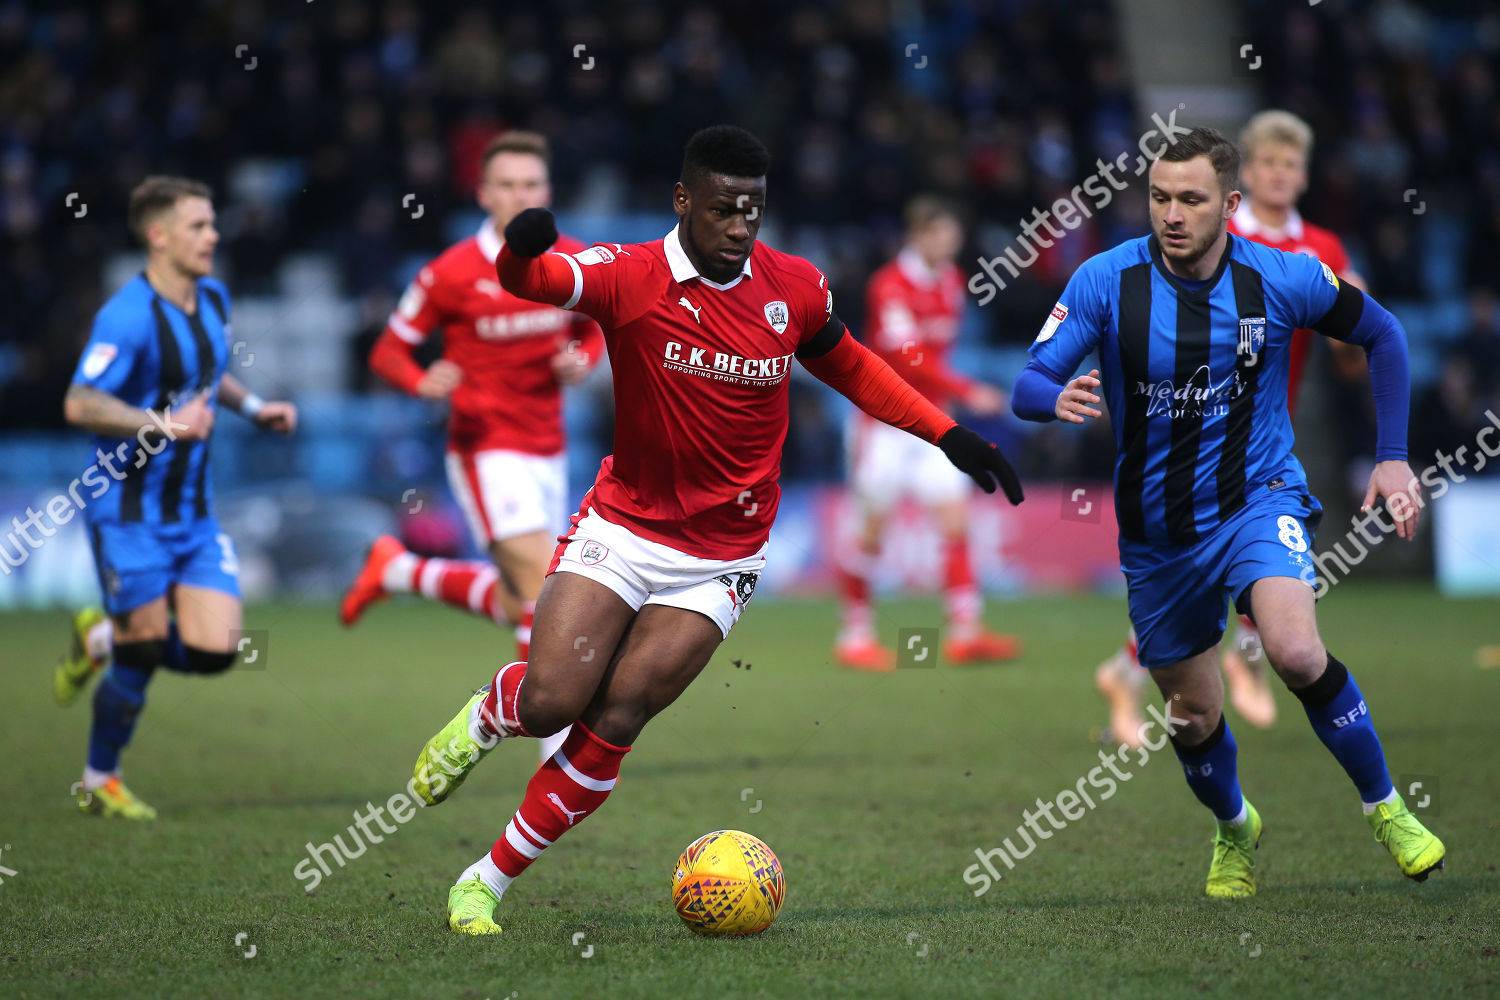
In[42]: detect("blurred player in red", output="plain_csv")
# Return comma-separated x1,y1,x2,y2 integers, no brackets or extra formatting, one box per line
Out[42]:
342,131,603,760
835,196,1020,671
407,126,1023,935
1095,110,1367,746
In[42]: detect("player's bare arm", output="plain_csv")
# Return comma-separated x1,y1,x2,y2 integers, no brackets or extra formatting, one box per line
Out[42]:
219,372,298,434
63,383,213,441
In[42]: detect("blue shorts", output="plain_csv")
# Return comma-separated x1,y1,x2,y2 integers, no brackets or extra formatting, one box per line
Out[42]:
87,517,241,617
1120,491,1323,669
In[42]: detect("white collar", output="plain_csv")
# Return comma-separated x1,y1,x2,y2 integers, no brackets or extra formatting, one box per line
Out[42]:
664,224,752,290
1233,200,1303,241
896,246,943,286
477,219,503,263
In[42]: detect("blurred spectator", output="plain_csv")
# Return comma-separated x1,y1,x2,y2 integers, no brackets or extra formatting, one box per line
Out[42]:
3,0,1494,490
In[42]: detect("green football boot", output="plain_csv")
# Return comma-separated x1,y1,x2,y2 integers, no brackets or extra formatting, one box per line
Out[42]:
78,776,157,820
54,607,109,707
1367,794,1445,881
448,877,502,935
412,687,501,806
1205,799,1262,899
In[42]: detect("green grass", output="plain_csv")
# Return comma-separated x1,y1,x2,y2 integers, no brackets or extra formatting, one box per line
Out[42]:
1,585,1497,999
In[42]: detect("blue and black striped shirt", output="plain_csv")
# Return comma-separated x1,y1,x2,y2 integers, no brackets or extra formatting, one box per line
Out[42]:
1016,234,1409,545
71,273,231,523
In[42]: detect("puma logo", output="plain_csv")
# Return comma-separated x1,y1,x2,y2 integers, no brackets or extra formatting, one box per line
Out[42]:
547,792,587,826
678,296,702,324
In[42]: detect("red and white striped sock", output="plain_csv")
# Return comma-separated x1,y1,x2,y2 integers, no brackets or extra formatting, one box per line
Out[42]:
490,722,630,880
836,552,875,644
942,537,981,640
382,553,511,624
514,601,535,661
475,660,534,739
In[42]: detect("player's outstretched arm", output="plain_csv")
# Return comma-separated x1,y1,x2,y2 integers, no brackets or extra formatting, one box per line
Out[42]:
800,326,1023,503
496,208,577,308
220,373,297,434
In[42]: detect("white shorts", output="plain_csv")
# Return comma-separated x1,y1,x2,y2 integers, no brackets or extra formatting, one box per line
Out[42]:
446,448,567,548
551,507,767,638
846,416,970,513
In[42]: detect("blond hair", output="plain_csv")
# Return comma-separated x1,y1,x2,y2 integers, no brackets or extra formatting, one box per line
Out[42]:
903,194,959,234
1240,110,1314,160
480,130,551,171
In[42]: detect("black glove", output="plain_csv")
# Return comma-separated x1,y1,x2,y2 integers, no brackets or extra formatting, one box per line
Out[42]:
503,207,558,257
938,424,1025,505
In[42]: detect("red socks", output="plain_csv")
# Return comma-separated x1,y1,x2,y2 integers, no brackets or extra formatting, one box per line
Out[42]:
943,537,980,635
491,722,630,877
391,554,511,624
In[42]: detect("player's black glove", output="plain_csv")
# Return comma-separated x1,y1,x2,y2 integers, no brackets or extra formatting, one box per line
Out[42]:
504,207,558,257
938,424,1025,505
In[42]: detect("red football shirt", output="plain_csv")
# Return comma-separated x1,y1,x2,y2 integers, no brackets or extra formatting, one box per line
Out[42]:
863,249,977,410
384,222,604,455
1229,204,1352,415
519,227,836,559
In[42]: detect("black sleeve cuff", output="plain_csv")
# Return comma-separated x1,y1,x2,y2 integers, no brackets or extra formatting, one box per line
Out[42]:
795,309,846,359
1311,280,1365,342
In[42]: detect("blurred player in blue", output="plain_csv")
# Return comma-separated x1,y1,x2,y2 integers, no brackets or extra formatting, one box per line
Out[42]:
1012,128,1444,897
55,176,297,819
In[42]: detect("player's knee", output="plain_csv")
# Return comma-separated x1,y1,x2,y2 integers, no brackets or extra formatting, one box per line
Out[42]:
1264,634,1325,686
1176,712,1220,746
184,645,239,675
516,681,584,738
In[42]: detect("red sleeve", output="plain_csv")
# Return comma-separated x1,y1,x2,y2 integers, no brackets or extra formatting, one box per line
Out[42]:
865,269,979,405
499,242,651,328
369,327,426,394
566,313,606,367
925,360,981,405
370,265,445,394
497,245,580,309
800,330,957,445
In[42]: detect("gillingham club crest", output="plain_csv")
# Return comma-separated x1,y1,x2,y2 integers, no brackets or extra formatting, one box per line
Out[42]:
763,300,789,335
1237,315,1266,367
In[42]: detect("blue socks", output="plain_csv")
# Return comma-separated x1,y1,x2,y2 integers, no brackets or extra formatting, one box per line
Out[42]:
88,647,156,773
1171,714,1245,823
1292,654,1394,804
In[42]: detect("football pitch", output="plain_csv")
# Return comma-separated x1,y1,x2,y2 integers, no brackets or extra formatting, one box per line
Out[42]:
2,585,1496,999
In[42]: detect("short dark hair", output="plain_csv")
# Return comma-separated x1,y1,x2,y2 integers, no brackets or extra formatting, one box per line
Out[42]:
1156,126,1240,195
480,129,550,171
681,125,770,188
128,175,212,244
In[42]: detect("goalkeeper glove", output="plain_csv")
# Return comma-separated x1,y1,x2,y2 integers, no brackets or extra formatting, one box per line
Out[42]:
938,425,1025,505
504,208,558,257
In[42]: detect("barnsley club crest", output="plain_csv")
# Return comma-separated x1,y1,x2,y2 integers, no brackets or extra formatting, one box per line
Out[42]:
579,540,609,566
763,300,789,335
